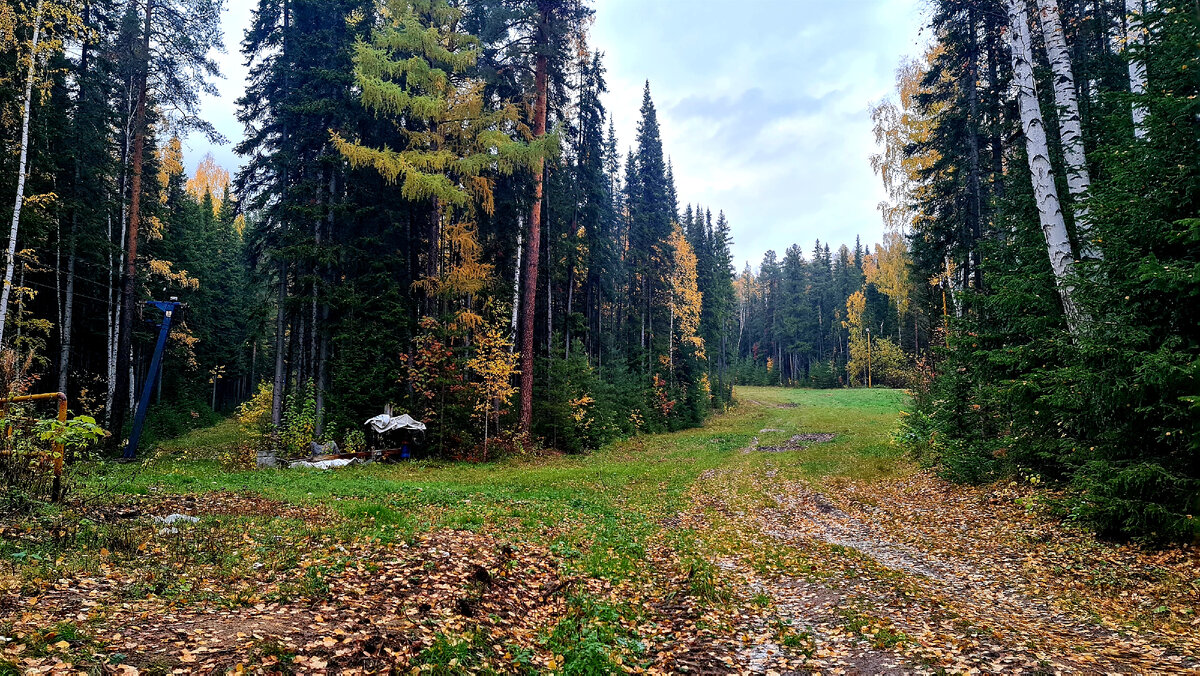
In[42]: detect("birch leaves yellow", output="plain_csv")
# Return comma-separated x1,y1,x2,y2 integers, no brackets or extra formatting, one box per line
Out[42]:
667,223,704,361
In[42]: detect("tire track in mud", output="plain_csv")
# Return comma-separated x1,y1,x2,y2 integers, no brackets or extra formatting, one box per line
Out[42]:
692,452,1194,675
753,474,1193,674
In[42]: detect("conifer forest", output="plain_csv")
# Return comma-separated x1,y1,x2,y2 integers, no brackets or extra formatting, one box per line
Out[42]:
0,0,1198,672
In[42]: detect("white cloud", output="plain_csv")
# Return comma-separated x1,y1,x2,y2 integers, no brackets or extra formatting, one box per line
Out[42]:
181,1,253,177
591,0,928,268
184,0,929,268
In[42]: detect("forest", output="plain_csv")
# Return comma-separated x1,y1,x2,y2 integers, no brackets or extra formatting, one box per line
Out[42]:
0,0,1198,672
0,0,747,460
0,0,1197,537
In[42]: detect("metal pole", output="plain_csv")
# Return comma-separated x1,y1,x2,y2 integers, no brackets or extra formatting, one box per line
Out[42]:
123,301,178,459
4,392,67,501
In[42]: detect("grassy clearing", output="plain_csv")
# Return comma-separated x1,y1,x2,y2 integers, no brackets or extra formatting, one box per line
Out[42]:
150,415,242,460
96,386,908,577
2,386,910,672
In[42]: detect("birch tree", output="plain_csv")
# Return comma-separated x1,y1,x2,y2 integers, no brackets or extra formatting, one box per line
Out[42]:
0,0,46,344
1035,0,1102,260
1124,0,1148,138
1006,0,1087,333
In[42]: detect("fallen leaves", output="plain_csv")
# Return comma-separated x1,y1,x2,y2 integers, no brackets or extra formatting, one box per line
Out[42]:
3,395,1198,674
683,460,1200,674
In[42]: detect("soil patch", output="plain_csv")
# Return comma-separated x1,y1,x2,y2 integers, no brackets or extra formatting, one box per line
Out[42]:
758,432,836,453
80,491,328,523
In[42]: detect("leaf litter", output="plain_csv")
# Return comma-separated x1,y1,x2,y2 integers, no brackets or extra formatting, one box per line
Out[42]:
684,459,1200,674
4,394,1199,674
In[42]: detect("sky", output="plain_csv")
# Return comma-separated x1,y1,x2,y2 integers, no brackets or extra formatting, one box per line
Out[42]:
183,0,929,270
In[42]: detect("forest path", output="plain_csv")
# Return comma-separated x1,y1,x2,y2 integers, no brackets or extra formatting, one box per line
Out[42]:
692,388,1200,675
5,387,1198,674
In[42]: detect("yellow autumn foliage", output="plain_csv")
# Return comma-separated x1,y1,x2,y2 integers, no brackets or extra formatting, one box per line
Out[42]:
186,153,231,213
667,223,704,360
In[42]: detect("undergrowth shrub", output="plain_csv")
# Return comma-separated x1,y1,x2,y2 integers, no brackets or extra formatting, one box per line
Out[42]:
534,343,641,452
279,381,318,456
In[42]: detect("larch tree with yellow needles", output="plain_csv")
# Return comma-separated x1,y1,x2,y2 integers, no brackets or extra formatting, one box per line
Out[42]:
333,0,549,329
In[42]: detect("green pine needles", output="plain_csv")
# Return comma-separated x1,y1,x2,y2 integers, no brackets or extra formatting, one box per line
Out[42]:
333,0,554,213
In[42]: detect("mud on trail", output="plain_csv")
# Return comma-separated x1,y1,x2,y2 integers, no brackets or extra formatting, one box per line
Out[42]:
683,400,1200,674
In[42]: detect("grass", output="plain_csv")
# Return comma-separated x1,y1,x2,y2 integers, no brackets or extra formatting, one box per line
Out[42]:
91,386,908,576
150,416,242,460
11,388,912,588
3,386,910,671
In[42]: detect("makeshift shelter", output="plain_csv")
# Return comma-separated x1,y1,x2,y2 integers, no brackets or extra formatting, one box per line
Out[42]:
364,412,426,434
364,408,426,459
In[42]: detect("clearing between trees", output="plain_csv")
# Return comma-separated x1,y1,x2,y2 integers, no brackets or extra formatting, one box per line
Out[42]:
3,387,1197,674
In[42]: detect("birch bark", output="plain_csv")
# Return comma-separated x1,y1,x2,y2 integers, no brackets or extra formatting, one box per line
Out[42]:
510,226,521,343
0,0,45,343
1124,0,1148,138
1035,0,1102,260
59,218,76,392
60,3,90,394
1007,0,1087,333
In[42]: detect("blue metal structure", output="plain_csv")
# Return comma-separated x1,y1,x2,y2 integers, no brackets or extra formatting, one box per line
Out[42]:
122,299,181,459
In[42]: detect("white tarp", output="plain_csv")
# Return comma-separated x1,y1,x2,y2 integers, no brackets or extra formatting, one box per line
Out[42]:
290,458,359,470
365,412,426,434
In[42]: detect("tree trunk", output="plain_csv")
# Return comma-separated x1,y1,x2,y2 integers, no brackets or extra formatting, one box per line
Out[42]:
965,6,983,290
545,213,553,357
518,11,549,437
271,265,288,428
59,0,92,396
1036,0,1102,260
426,199,441,316
986,12,1006,213
314,168,333,437
564,235,574,360
108,59,136,424
271,0,292,430
106,211,119,425
58,216,77,393
0,0,45,343
1007,0,1087,333
1124,0,1148,138
510,225,521,344
112,0,153,442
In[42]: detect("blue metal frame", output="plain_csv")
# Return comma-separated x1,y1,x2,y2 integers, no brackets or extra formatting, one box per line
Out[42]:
122,300,180,459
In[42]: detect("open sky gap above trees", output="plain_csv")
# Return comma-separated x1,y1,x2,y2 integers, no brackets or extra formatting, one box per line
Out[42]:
0,0,1196,541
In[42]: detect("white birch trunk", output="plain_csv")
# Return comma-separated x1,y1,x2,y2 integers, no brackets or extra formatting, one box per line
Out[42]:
108,87,135,421
109,202,128,420
1124,0,1148,138
0,0,45,343
58,223,76,393
1035,0,1102,260
1007,0,1086,333
106,213,115,423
